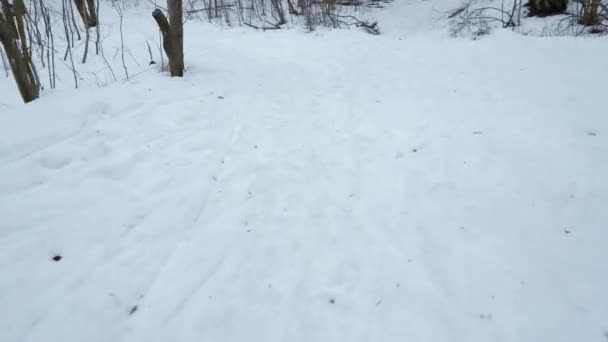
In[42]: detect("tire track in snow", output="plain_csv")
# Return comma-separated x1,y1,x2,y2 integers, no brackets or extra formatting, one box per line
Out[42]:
0,123,86,167
0,101,112,166
130,121,243,322
161,257,226,324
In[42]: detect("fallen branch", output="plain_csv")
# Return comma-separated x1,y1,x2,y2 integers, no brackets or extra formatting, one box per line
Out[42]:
243,21,283,30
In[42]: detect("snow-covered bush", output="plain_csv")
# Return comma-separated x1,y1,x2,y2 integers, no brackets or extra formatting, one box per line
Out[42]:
184,0,379,32
449,0,608,37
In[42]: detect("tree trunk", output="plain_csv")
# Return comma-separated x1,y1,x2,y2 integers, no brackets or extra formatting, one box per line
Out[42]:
167,0,183,76
152,0,184,77
528,0,568,16
152,9,173,69
0,0,40,103
578,0,599,25
85,0,97,26
73,0,97,28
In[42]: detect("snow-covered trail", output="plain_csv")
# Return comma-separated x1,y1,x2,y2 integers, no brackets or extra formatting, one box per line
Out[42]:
1,24,608,342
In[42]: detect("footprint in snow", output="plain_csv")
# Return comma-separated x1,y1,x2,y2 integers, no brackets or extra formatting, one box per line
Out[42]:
39,155,72,170
479,313,493,320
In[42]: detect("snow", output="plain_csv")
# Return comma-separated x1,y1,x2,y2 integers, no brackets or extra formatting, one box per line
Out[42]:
1,1,608,342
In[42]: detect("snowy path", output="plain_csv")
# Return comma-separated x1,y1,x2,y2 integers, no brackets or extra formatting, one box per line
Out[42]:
1,25,608,342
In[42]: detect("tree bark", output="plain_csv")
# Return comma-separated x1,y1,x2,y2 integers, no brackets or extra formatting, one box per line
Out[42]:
0,0,40,103
579,0,599,25
152,8,173,67
152,0,184,77
528,0,568,16
167,0,183,76
73,0,97,28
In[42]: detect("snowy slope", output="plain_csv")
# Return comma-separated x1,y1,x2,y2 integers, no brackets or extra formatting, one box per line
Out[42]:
1,1,608,342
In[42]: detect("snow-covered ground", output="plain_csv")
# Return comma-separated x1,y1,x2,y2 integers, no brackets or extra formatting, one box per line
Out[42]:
1,1,608,342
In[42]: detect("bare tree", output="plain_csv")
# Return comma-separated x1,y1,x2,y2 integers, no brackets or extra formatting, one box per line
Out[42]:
152,0,184,77
0,0,40,102
0,46,9,77
62,0,78,87
449,0,520,37
578,0,600,25
73,0,97,28
115,1,129,79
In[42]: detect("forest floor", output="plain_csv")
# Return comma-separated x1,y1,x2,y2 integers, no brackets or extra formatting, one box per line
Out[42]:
1,1,607,341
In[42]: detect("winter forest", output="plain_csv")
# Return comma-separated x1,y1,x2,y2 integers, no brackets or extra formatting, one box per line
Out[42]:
0,0,607,341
